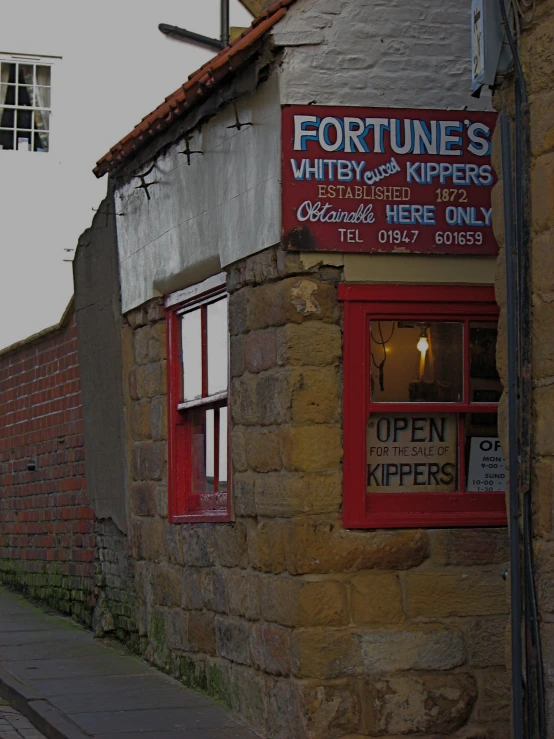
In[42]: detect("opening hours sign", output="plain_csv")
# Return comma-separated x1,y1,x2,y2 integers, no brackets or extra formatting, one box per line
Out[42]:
281,106,498,255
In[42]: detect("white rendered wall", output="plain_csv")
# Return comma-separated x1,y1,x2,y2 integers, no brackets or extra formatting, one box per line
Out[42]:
0,0,251,349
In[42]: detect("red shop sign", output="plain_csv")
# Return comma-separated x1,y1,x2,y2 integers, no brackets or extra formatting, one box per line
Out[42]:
281,106,498,255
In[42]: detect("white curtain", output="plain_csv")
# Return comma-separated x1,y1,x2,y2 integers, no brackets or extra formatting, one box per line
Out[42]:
0,63,9,108
34,66,50,150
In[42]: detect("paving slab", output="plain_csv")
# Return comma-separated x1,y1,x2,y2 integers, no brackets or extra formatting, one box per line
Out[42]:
0,587,260,739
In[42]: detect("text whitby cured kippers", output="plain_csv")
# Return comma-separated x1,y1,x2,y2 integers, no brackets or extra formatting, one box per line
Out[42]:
281,106,499,255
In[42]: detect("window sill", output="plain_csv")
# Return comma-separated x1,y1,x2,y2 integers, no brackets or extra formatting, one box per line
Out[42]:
169,511,232,524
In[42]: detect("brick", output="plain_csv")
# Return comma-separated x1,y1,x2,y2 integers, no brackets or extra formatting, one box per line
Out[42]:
285,518,429,575
130,401,151,440
430,528,509,567
464,617,508,667
250,622,290,676
290,628,359,679
364,672,477,735
254,471,341,517
245,427,282,472
406,570,508,617
280,425,342,473
215,616,251,665
350,572,404,625
244,331,278,373
290,366,340,424
531,152,554,234
188,610,216,654
227,570,261,620
248,519,287,574
259,576,349,627
131,482,156,517
277,322,342,366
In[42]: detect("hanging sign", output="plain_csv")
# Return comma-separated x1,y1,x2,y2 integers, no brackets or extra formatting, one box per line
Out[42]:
467,437,506,491
366,414,457,493
282,106,498,255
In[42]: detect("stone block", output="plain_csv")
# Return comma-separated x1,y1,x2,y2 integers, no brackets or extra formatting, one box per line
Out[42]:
215,616,251,665
131,442,164,482
181,525,216,567
429,528,509,566
134,326,150,365
290,367,340,424
531,152,554,234
232,473,256,517
132,517,164,562
522,13,554,95
246,277,339,331
534,385,554,456
181,568,203,611
250,622,291,676
473,668,510,722
255,372,293,426
290,628,359,679
532,458,553,538
280,425,342,473
155,484,168,518
531,89,554,157
406,570,508,617
535,540,554,614
357,624,465,675
150,397,167,441
131,482,156,517
290,679,361,739
135,363,163,398
464,616,508,668
248,519,287,574
277,322,342,367
284,519,429,575
201,568,229,613
228,664,268,737
213,520,248,568
350,572,404,626
165,608,188,650
148,321,167,362
534,299,554,378
151,564,182,607
254,471,341,518
146,300,165,324
246,428,282,472
130,401,151,441
228,570,261,620
230,334,245,378
126,307,147,329
231,426,248,473
259,576,349,627
245,331,278,373
229,288,249,336
364,672,477,735
188,610,216,655
163,522,184,565
531,228,554,298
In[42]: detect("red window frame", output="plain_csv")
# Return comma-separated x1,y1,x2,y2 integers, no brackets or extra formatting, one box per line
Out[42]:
165,274,231,523
340,283,507,529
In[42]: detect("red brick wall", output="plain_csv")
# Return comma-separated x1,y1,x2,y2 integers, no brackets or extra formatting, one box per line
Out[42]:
0,308,96,623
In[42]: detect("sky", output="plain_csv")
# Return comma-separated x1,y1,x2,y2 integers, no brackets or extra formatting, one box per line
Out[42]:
0,0,252,350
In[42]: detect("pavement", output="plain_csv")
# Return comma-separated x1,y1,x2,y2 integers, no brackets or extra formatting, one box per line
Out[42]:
0,586,259,739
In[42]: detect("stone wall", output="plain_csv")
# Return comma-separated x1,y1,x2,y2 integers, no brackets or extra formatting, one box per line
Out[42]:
0,308,96,623
492,0,554,731
126,246,511,738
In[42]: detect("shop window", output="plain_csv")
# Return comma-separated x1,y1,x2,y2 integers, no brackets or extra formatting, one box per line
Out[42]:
0,58,52,153
165,274,230,522
340,284,506,529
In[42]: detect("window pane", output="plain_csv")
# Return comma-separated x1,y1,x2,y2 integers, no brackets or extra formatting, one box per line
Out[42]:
465,413,505,491
17,85,33,107
17,109,32,129
370,321,463,403
207,298,228,395
367,412,458,492
219,406,228,489
470,322,502,403
0,108,15,128
36,65,51,86
181,309,202,401
34,110,49,130
190,407,214,493
35,86,51,109
1,63,16,84
34,131,48,152
18,64,33,85
16,133,31,151
0,130,14,150
3,85,15,105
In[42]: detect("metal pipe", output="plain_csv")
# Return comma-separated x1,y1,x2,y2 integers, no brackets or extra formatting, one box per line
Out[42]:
500,112,524,739
158,24,223,51
221,0,230,47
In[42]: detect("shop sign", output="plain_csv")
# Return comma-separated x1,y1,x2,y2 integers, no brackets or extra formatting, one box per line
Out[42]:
467,437,506,491
282,106,498,255
366,414,457,493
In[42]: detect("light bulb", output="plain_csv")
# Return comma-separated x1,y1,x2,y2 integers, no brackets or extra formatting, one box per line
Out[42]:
417,335,428,353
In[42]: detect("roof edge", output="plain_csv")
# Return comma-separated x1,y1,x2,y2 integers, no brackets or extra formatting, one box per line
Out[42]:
0,296,75,360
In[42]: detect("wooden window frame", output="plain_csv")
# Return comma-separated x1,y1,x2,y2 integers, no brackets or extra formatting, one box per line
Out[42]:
165,274,231,523
340,283,507,530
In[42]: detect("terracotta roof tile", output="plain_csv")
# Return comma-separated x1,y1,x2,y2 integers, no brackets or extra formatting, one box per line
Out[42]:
94,0,296,178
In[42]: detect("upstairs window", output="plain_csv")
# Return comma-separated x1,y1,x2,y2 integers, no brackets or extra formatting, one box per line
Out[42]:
340,284,506,529
166,274,231,523
0,57,52,153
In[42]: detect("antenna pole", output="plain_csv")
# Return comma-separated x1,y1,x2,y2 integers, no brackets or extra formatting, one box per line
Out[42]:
221,0,230,47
